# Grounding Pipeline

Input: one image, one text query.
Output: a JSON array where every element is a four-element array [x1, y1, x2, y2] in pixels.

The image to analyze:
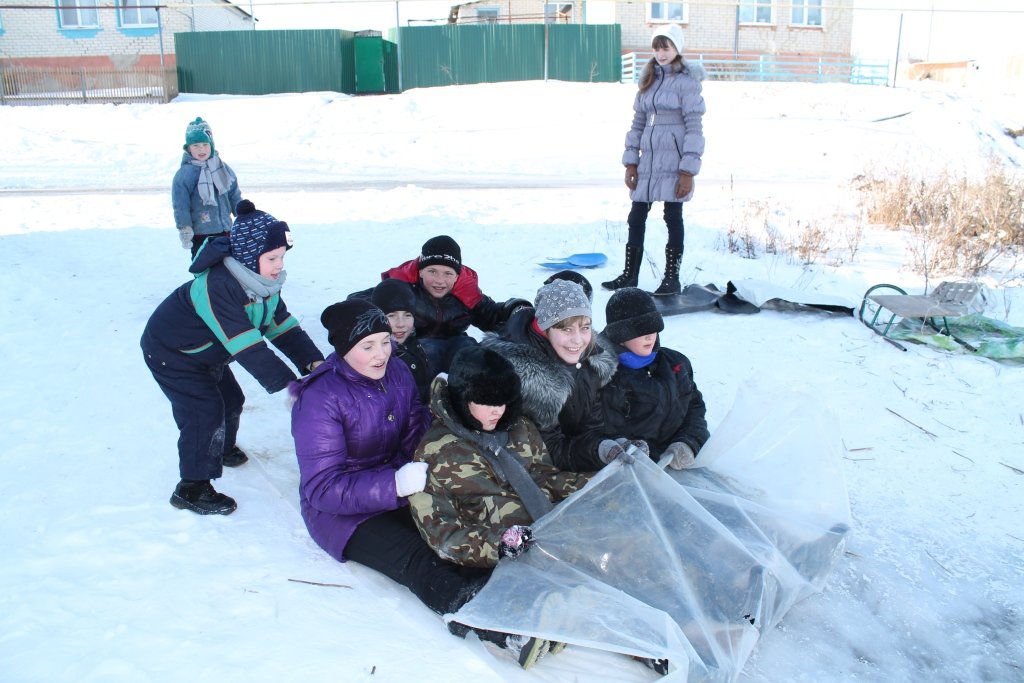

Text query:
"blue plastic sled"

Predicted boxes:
[[538, 252, 608, 270]]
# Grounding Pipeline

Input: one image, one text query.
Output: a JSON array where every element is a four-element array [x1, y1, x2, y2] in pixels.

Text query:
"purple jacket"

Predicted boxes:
[[290, 351, 432, 562]]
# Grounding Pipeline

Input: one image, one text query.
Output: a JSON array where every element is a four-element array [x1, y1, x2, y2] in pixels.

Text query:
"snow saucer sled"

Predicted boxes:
[[538, 252, 608, 270]]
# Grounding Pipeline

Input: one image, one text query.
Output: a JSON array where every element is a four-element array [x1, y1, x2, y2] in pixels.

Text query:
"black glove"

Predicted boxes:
[[498, 525, 534, 560]]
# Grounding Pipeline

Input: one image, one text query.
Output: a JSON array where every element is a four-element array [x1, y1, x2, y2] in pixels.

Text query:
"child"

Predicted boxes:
[[289, 301, 543, 663], [141, 200, 324, 515], [171, 117, 242, 259], [597, 288, 709, 468], [603, 24, 706, 296], [410, 346, 590, 666], [377, 235, 530, 373], [483, 279, 638, 472], [371, 278, 433, 404]]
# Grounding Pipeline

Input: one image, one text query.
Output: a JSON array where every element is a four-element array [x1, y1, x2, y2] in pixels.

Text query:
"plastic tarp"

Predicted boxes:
[[449, 379, 852, 681], [888, 313, 1024, 362]]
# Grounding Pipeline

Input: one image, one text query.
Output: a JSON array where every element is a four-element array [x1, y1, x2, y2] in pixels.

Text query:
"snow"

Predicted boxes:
[[2, 79, 1023, 683]]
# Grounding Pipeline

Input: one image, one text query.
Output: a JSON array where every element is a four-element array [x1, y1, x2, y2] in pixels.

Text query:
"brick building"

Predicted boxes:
[[0, 0, 253, 69], [449, 1, 853, 58]]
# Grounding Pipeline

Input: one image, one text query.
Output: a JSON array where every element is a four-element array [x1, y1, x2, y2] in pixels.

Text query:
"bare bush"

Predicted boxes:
[[858, 161, 1024, 282]]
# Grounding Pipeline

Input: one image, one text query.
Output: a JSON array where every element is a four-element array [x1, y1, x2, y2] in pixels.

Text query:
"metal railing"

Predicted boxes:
[[1, 66, 179, 106], [621, 53, 889, 86]]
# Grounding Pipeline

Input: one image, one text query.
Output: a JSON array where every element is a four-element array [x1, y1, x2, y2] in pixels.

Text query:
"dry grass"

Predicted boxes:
[[857, 161, 1024, 286]]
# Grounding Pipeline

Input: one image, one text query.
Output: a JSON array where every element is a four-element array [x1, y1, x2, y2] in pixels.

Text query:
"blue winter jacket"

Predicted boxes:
[[290, 352, 432, 562], [140, 238, 323, 393], [171, 152, 241, 236]]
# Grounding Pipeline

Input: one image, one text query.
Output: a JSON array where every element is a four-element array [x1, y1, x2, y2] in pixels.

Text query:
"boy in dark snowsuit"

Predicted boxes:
[[597, 287, 709, 467], [141, 200, 324, 515], [370, 278, 433, 405]]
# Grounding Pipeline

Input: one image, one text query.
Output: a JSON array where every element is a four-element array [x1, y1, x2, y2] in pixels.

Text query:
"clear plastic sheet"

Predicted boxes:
[[448, 379, 851, 681]]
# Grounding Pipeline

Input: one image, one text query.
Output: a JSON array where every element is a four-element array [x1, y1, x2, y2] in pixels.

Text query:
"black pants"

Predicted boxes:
[[627, 201, 684, 251], [345, 508, 492, 617], [143, 344, 244, 480]]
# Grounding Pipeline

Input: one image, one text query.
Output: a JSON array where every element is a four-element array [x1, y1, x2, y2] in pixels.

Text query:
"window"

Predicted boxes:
[[475, 7, 499, 24], [544, 2, 574, 23], [121, 0, 158, 27], [738, 0, 773, 25], [791, 0, 822, 27], [58, 0, 99, 28], [649, 3, 688, 23]]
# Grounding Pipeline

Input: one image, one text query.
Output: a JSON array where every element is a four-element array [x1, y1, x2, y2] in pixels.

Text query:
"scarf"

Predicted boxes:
[[223, 256, 286, 299], [444, 413, 554, 522], [618, 350, 657, 369], [190, 153, 233, 206]]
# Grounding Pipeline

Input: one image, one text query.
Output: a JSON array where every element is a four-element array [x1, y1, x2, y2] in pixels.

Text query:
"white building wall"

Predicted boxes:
[[0, 0, 250, 60]]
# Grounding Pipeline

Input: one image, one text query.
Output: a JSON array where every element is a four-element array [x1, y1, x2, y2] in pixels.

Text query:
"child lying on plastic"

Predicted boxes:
[[409, 345, 591, 669]]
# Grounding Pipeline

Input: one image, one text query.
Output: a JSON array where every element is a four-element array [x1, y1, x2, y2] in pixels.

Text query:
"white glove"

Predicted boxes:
[[178, 226, 194, 250], [395, 461, 428, 497], [667, 443, 696, 470]]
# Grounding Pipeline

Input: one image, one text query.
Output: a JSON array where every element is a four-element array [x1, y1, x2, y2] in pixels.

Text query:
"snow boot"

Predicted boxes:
[[222, 446, 249, 468], [652, 246, 682, 296], [601, 245, 642, 291], [504, 634, 551, 669], [635, 656, 670, 676], [170, 479, 237, 515]]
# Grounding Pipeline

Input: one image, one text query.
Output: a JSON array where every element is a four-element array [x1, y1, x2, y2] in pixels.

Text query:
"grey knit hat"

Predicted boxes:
[[534, 279, 591, 331]]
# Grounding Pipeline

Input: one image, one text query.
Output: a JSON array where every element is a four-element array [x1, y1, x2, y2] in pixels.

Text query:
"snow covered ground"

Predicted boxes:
[[2, 79, 1023, 682]]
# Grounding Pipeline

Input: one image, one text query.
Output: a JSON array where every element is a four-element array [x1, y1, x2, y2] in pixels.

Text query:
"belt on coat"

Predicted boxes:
[[646, 112, 685, 126]]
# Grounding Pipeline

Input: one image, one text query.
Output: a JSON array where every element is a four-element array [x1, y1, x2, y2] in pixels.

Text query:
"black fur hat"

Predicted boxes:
[[447, 346, 522, 432], [604, 287, 665, 344]]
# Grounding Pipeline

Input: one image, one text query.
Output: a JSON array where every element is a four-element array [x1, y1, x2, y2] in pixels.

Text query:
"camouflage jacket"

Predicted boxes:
[[410, 378, 590, 568]]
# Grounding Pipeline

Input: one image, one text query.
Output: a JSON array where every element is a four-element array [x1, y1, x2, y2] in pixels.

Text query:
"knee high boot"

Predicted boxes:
[[601, 245, 642, 291], [653, 246, 683, 296]]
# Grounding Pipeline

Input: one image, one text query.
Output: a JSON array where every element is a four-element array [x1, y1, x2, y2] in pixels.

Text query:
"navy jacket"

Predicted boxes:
[[141, 239, 323, 393]]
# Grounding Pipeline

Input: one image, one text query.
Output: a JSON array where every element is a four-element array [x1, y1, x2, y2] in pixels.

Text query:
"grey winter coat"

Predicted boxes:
[[171, 152, 241, 236], [622, 60, 706, 203]]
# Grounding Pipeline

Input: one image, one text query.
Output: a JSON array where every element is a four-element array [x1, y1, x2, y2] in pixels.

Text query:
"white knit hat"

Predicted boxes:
[[652, 23, 685, 52]]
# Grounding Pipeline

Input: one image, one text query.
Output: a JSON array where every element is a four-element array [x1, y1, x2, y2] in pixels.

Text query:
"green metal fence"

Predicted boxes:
[[391, 24, 621, 91], [175, 29, 356, 96]]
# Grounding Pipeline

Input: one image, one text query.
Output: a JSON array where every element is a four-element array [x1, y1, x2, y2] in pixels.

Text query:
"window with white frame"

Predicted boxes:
[[738, 0, 773, 25], [791, 0, 822, 27], [58, 0, 99, 28], [648, 2, 688, 23], [121, 0, 159, 27], [544, 2, 574, 23], [475, 7, 499, 24]]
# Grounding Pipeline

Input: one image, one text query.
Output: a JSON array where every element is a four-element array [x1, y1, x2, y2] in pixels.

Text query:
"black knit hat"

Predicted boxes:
[[418, 235, 462, 274], [604, 287, 665, 344], [230, 200, 293, 273], [320, 299, 392, 357], [447, 346, 522, 432], [372, 278, 416, 314], [543, 270, 594, 302]]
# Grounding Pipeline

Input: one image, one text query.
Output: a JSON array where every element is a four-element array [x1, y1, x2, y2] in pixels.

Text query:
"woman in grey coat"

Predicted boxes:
[[603, 23, 706, 296]]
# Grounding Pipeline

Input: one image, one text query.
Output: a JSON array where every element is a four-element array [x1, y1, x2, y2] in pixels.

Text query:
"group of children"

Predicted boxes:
[[147, 24, 707, 674]]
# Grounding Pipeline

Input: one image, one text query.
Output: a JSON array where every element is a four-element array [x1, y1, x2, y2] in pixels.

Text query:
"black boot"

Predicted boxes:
[[222, 446, 248, 468], [170, 479, 237, 515], [601, 245, 642, 291], [652, 246, 682, 296]]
